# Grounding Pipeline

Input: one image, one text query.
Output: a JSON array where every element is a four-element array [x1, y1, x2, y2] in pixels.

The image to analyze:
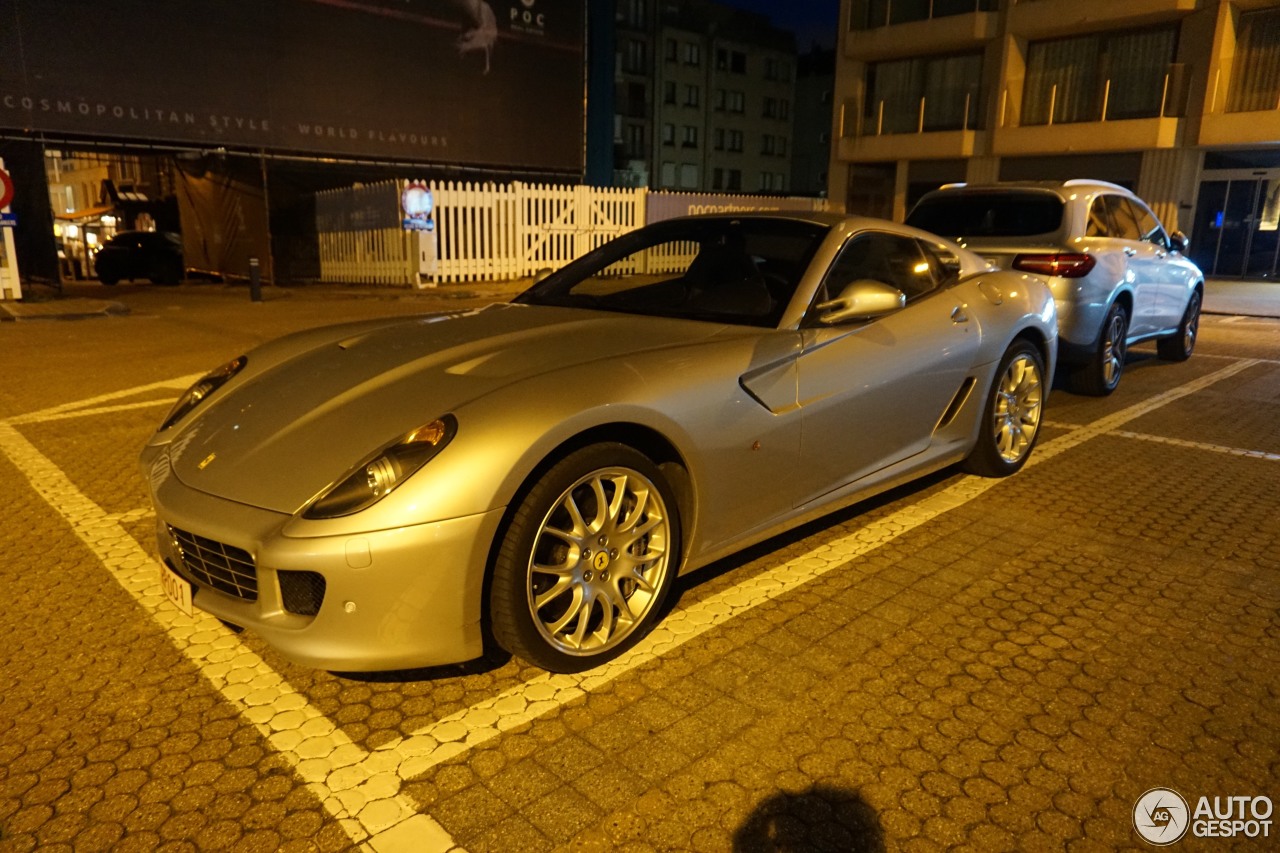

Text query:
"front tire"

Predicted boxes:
[[1068, 301, 1128, 396], [1156, 289, 1201, 362], [490, 443, 681, 673], [963, 339, 1045, 478]]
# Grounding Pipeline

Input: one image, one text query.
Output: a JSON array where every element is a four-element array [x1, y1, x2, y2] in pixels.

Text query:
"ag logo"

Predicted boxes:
[[1134, 788, 1190, 845]]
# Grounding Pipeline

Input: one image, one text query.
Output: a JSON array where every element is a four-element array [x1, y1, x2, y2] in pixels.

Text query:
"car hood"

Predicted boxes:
[[166, 303, 729, 513]]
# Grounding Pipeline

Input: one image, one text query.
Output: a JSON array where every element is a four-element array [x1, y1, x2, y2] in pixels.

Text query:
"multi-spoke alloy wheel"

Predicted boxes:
[[1101, 310, 1127, 388], [992, 353, 1043, 465], [491, 444, 680, 672], [528, 466, 671, 655], [1157, 289, 1201, 362], [963, 340, 1046, 478]]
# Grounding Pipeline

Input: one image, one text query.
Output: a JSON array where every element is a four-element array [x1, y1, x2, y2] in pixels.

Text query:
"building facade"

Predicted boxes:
[[829, 0, 1280, 279], [614, 0, 800, 194]]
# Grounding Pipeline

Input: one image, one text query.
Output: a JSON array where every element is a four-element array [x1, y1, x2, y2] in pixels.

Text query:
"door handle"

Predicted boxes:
[[951, 306, 969, 323], [1123, 247, 1137, 257]]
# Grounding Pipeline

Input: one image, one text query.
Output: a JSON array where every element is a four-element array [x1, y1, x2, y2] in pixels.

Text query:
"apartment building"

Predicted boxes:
[[830, 0, 1280, 278], [614, 0, 798, 194]]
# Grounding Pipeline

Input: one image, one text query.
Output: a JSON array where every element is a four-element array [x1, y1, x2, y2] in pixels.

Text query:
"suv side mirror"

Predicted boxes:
[[1169, 230, 1189, 254], [815, 280, 906, 325]]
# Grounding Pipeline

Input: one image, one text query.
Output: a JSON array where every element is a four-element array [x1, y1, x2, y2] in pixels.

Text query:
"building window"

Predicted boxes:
[[680, 164, 698, 188], [661, 161, 676, 187], [851, 0, 999, 31], [713, 167, 724, 190], [761, 134, 776, 155], [729, 91, 745, 114], [665, 38, 677, 62], [763, 97, 777, 119], [727, 169, 742, 191], [684, 84, 700, 107], [683, 42, 701, 66], [1023, 27, 1178, 124], [866, 52, 982, 134], [664, 81, 677, 105], [682, 126, 698, 148], [780, 99, 790, 120], [625, 124, 646, 159], [662, 123, 675, 146], [778, 137, 787, 157], [728, 129, 744, 152], [620, 0, 647, 28], [623, 39, 647, 74], [713, 89, 726, 111], [713, 128, 725, 150], [1229, 8, 1280, 113]]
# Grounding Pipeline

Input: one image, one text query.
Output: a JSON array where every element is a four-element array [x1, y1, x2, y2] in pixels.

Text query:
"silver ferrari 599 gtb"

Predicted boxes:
[[141, 213, 1057, 673]]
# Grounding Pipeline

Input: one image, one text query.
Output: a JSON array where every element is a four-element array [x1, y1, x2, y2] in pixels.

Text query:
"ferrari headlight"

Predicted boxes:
[[160, 355, 247, 431], [303, 415, 457, 519]]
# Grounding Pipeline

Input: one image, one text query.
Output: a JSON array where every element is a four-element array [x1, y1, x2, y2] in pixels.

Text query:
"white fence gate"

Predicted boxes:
[[317, 180, 826, 286]]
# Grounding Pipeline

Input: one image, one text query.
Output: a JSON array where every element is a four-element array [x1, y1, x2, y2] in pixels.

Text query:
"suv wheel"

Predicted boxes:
[[1068, 302, 1128, 396], [1156, 290, 1201, 362]]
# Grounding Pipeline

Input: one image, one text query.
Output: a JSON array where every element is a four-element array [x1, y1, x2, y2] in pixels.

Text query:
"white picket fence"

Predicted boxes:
[[317, 180, 827, 286]]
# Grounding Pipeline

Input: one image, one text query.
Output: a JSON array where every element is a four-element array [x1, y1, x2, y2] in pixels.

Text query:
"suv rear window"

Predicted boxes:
[[907, 192, 1064, 238]]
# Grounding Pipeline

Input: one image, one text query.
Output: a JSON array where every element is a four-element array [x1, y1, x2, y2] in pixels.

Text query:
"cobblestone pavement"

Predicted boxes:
[[1, 284, 1277, 852]]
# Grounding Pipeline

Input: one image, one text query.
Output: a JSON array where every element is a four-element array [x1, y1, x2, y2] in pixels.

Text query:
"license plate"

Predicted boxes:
[[160, 562, 194, 617]]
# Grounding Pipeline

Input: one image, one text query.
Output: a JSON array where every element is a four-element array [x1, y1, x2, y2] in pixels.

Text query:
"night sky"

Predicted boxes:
[[717, 0, 841, 50]]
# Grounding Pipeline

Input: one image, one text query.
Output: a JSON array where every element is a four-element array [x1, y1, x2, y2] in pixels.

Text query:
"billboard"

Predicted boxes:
[[0, 0, 583, 173]]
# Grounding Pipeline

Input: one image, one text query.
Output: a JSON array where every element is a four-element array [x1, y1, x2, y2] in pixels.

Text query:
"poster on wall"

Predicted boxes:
[[0, 0, 583, 173]]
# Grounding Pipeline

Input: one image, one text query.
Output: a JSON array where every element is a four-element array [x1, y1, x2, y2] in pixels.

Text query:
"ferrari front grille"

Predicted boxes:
[[168, 525, 258, 601]]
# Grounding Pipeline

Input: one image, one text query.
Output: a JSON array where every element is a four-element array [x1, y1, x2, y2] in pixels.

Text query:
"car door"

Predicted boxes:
[[791, 232, 981, 507], [1102, 194, 1164, 336], [1131, 199, 1196, 329]]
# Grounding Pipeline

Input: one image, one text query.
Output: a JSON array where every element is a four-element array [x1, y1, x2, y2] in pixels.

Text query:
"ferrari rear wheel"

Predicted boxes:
[[490, 443, 680, 673], [963, 339, 1044, 478]]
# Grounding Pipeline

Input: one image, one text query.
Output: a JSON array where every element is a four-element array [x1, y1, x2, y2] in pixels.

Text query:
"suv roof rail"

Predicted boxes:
[[939, 182, 967, 189], [1062, 178, 1129, 192]]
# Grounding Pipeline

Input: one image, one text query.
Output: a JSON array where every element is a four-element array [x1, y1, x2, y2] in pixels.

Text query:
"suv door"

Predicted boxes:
[[1098, 194, 1163, 336], [1130, 198, 1195, 330]]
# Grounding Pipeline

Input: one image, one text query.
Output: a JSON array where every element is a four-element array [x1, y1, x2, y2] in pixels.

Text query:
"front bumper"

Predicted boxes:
[[144, 447, 504, 671]]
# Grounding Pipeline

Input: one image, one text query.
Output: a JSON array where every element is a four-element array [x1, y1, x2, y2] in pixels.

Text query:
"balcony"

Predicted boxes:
[[994, 65, 1188, 155], [1007, 0, 1198, 40], [845, 9, 999, 62], [838, 94, 986, 162]]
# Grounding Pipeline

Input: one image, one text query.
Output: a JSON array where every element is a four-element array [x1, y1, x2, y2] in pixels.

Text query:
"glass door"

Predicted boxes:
[[1192, 171, 1280, 278]]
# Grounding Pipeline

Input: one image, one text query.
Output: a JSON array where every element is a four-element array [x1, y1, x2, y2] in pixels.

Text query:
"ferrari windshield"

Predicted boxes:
[[516, 217, 830, 328]]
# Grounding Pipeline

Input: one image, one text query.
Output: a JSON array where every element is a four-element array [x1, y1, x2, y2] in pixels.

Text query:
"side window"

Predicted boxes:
[[1086, 198, 1112, 237], [1132, 201, 1169, 249], [918, 240, 961, 288], [1103, 195, 1142, 240], [816, 232, 936, 307]]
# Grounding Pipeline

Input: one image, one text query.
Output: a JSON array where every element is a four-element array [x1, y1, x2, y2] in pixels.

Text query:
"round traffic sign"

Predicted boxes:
[[0, 168, 14, 210]]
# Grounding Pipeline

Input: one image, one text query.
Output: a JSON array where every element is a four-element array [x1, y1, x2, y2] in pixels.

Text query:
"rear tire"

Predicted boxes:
[[490, 443, 681, 673], [1067, 302, 1128, 396], [963, 340, 1045, 478], [1156, 289, 1201, 362]]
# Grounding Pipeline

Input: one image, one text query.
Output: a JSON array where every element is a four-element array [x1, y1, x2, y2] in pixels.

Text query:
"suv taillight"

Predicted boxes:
[[1011, 253, 1096, 278]]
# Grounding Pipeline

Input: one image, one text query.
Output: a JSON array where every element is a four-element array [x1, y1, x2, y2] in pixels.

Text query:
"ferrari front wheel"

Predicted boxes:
[[490, 443, 680, 673]]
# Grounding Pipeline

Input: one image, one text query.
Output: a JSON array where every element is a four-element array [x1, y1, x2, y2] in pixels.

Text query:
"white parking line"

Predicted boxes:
[[0, 421, 457, 852], [1110, 430, 1280, 462], [1, 357, 1259, 852]]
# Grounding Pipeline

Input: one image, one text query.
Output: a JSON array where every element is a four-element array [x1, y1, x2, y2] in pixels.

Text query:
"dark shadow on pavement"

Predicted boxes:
[[733, 785, 886, 853]]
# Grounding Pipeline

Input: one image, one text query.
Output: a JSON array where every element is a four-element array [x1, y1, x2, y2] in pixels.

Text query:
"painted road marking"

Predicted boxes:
[[1110, 430, 1280, 462], [1, 357, 1260, 851]]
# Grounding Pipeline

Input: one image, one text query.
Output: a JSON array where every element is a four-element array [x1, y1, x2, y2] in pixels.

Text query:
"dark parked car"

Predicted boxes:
[[96, 230, 184, 285]]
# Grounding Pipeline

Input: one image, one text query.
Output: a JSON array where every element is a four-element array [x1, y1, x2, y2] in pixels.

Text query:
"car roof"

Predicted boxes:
[[924, 179, 1132, 198]]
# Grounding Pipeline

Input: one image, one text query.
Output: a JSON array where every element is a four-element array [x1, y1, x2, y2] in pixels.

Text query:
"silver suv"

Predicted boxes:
[[906, 180, 1203, 395]]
